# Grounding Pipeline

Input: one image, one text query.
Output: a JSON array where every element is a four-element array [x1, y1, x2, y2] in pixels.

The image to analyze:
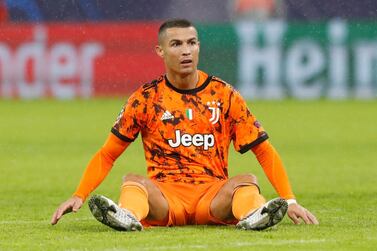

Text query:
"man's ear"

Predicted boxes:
[[155, 45, 164, 58]]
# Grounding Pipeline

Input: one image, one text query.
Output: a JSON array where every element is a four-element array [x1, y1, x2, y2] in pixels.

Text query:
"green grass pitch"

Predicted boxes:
[[0, 99, 376, 250]]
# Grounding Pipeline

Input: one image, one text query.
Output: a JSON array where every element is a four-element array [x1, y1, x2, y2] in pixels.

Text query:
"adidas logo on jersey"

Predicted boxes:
[[168, 130, 215, 150], [161, 110, 174, 121]]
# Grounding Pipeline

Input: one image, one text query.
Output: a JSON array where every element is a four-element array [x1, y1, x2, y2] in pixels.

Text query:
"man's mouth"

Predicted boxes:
[[181, 59, 192, 65]]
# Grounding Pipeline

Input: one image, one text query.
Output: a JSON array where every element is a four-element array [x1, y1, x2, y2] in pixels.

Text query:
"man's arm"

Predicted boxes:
[[51, 133, 130, 225], [251, 140, 319, 225]]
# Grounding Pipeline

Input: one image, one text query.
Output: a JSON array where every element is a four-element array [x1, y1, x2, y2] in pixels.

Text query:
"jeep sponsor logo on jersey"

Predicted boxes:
[[168, 130, 215, 150]]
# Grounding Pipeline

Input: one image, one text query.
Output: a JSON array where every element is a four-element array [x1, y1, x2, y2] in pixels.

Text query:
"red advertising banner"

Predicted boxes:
[[0, 22, 165, 98]]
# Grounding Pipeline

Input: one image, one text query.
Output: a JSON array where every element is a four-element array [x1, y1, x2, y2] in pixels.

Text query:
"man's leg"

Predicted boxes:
[[210, 174, 265, 221], [209, 173, 288, 230], [88, 173, 169, 231], [119, 173, 169, 222]]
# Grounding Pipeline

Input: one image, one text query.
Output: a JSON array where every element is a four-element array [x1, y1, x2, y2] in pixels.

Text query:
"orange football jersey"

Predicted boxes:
[[112, 70, 268, 184]]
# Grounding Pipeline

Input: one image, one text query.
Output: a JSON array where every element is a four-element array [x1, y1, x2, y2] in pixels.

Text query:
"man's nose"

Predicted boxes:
[[181, 44, 191, 55]]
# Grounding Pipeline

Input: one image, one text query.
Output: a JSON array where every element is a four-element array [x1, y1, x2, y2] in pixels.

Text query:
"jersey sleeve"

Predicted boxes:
[[111, 91, 146, 142], [229, 90, 268, 154]]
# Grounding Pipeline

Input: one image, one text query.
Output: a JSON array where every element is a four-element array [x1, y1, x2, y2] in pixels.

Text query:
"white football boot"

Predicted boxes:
[[236, 198, 288, 231], [88, 194, 143, 231]]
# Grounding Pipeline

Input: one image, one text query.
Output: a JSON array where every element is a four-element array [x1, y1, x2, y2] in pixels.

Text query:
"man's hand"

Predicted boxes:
[[51, 196, 83, 225], [287, 203, 319, 225]]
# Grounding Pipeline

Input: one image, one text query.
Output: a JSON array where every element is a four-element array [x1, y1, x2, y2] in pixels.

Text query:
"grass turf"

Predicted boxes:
[[0, 99, 376, 250]]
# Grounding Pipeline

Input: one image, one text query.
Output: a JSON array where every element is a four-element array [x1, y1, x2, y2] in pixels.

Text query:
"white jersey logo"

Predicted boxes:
[[168, 130, 215, 150], [161, 110, 174, 121], [207, 101, 220, 124]]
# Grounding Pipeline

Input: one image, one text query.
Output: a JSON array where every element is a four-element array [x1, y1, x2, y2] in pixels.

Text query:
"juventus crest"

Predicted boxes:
[[207, 101, 220, 124]]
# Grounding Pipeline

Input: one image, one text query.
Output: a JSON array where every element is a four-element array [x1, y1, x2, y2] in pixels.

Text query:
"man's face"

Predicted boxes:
[[156, 27, 200, 76]]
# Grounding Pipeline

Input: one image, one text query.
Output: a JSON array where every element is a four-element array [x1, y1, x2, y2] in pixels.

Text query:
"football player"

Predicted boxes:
[[51, 19, 318, 231]]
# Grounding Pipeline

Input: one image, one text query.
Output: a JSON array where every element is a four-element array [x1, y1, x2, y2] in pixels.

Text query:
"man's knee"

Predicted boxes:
[[229, 173, 258, 189], [122, 173, 148, 186], [214, 174, 259, 201]]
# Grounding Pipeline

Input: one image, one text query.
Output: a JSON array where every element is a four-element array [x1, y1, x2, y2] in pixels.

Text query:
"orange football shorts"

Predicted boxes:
[[141, 180, 237, 226]]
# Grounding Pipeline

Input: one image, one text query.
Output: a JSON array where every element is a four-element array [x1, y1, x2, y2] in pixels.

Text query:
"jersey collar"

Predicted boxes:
[[164, 75, 212, 95]]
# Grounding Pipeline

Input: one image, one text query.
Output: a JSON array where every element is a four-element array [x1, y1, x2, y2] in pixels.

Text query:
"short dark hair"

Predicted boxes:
[[158, 19, 195, 44]]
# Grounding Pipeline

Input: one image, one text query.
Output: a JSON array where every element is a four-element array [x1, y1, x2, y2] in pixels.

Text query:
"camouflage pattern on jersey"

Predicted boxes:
[[112, 71, 268, 184]]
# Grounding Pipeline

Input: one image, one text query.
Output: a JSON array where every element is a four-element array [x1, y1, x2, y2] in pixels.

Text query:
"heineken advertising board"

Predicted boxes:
[[198, 20, 377, 99], [1, 21, 377, 99]]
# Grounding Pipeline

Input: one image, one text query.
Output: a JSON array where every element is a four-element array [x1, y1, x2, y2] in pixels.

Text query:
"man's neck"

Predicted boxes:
[[166, 70, 199, 90]]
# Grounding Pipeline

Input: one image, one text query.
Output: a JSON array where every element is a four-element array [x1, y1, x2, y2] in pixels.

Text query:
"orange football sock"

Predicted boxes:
[[232, 185, 266, 220], [118, 181, 149, 221]]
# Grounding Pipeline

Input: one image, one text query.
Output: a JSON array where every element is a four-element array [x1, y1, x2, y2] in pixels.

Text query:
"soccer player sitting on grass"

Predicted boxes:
[[51, 19, 319, 231]]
